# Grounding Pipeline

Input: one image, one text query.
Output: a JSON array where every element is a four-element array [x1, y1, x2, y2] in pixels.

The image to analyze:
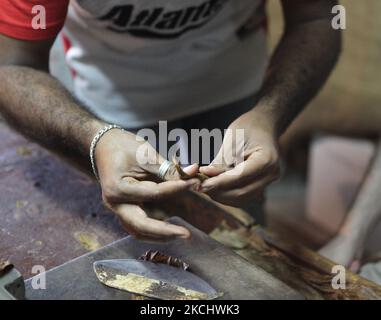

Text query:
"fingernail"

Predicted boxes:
[[184, 163, 198, 170], [198, 166, 207, 173], [183, 163, 198, 174]]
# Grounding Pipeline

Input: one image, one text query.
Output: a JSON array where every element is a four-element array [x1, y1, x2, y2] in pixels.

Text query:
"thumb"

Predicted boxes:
[[199, 164, 226, 177], [199, 145, 231, 177], [182, 163, 200, 177]]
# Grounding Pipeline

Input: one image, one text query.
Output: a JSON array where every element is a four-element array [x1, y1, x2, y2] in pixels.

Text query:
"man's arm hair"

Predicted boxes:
[[0, 34, 105, 172], [254, 0, 342, 136]]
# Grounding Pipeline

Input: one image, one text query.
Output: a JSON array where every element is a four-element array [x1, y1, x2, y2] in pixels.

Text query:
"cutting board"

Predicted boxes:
[[25, 217, 303, 300]]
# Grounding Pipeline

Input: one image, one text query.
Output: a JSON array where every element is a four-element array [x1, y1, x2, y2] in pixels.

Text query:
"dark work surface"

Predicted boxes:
[[25, 217, 304, 300], [0, 121, 240, 278], [0, 121, 301, 300], [0, 121, 126, 277]]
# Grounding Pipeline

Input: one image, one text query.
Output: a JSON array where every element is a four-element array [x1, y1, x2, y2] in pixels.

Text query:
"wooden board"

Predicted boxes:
[[0, 121, 244, 278], [3, 121, 381, 299], [24, 217, 304, 300]]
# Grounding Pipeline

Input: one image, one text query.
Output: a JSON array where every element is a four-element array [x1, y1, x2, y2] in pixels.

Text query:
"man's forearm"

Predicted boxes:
[[0, 66, 105, 172], [254, 11, 341, 136]]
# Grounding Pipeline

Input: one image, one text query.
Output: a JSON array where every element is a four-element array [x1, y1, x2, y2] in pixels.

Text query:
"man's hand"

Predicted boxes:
[[198, 0, 340, 207], [95, 129, 200, 241], [199, 110, 280, 207]]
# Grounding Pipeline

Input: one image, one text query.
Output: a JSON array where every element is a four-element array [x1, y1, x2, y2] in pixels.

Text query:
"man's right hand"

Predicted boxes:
[[94, 128, 200, 241], [0, 30, 198, 242]]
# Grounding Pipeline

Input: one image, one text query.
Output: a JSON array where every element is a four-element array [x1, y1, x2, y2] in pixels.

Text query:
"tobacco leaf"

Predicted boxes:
[[139, 250, 190, 271], [172, 157, 209, 182], [210, 221, 249, 249]]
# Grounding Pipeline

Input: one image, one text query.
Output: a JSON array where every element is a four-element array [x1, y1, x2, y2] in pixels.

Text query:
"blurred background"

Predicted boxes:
[[266, 0, 381, 262]]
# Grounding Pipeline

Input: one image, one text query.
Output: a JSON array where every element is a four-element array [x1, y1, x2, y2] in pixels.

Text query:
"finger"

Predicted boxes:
[[116, 203, 191, 240], [118, 177, 200, 202], [199, 165, 226, 177], [135, 146, 180, 180], [182, 163, 200, 176], [145, 156, 191, 181], [206, 174, 275, 206], [201, 157, 271, 192], [199, 142, 234, 177]]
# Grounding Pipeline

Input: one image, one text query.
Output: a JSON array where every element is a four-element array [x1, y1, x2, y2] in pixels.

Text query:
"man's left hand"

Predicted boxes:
[[199, 109, 281, 207]]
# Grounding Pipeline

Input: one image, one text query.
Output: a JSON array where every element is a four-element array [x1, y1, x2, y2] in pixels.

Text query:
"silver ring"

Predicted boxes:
[[158, 160, 173, 180]]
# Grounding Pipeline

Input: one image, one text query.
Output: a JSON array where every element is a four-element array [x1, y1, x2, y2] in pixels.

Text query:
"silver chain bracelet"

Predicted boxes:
[[90, 124, 124, 180]]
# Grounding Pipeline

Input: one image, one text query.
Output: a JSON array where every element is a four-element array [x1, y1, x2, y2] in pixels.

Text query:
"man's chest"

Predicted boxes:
[[70, 0, 262, 39]]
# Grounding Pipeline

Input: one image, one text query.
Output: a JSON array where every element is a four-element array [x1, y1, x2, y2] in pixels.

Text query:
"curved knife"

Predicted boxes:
[[93, 259, 221, 300]]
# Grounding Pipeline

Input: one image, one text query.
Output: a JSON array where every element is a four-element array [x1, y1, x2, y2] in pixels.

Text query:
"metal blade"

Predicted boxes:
[[93, 259, 221, 300]]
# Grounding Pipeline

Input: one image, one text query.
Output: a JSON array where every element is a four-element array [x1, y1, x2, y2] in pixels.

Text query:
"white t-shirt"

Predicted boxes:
[[63, 0, 268, 128]]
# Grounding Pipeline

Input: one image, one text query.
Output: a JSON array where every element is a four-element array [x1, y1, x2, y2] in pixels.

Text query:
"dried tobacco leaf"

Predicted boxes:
[[172, 157, 209, 182], [139, 250, 190, 271]]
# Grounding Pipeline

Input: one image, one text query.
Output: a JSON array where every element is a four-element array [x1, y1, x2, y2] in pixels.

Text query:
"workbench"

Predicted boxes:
[[24, 217, 303, 300], [1, 120, 381, 300]]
